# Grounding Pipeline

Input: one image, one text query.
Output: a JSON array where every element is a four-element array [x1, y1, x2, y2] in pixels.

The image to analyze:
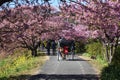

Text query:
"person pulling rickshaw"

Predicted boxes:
[[57, 38, 75, 60]]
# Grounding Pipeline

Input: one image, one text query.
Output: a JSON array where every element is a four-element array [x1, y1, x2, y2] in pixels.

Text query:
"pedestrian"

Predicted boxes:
[[41, 42, 45, 50], [57, 37, 63, 60], [71, 40, 75, 59], [51, 40, 56, 55], [46, 40, 51, 55]]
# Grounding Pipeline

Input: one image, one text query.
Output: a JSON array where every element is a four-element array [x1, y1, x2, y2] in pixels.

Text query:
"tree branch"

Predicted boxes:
[[0, 0, 12, 6]]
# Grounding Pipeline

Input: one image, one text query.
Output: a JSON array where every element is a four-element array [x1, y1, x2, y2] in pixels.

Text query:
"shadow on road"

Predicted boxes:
[[0, 74, 99, 80], [66, 58, 91, 61], [30, 74, 99, 80]]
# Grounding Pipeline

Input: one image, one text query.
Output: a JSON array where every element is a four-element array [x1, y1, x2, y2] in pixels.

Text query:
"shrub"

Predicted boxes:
[[112, 45, 120, 65], [75, 41, 86, 53], [101, 64, 120, 80], [85, 41, 104, 58], [101, 45, 120, 80]]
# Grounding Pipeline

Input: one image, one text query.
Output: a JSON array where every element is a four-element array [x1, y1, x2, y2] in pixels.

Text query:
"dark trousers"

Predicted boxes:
[[52, 49, 56, 55], [47, 48, 50, 55]]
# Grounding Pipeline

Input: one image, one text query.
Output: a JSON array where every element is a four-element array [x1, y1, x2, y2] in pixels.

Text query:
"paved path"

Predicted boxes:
[[29, 55, 99, 80]]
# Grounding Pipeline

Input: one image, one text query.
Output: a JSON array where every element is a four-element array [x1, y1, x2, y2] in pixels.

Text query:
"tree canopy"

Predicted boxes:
[[0, 0, 120, 63]]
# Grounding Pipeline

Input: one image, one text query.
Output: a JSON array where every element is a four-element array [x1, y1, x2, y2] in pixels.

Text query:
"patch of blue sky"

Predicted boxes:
[[2, 0, 60, 9], [81, 1, 87, 5], [0, 0, 70, 11], [8, 2, 16, 8], [49, 0, 59, 7], [42, 0, 60, 11]]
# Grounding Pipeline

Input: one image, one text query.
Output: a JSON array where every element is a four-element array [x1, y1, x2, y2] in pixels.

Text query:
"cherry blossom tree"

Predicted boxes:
[[60, 0, 120, 63], [1, 0, 120, 61], [40, 12, 74, 40], [0, 4, 73, 56], [0, 5, 57, 56]]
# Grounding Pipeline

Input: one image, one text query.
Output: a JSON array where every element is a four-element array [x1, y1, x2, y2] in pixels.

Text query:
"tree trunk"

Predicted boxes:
[[109, 44, 113, 63], [104, 44, 109, 62], [31, 49, 37, 57]]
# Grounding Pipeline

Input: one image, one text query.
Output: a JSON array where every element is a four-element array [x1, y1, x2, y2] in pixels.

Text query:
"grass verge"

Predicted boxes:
[[0, 49, 48, 80]]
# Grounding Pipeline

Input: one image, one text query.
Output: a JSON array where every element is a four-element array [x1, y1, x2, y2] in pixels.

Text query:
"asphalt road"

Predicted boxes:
[[29, 55, 99, 80]]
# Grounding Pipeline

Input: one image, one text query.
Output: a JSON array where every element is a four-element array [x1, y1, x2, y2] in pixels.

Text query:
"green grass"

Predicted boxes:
[[0, 49, 48, 80]]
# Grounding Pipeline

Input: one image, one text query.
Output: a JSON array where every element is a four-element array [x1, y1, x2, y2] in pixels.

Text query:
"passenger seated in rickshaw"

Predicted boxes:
[[58, 38, 74, 60]]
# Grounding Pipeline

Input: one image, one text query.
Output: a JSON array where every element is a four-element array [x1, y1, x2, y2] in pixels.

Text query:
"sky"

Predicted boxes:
[[0, 0, 71, 11], [49, 0, 60, 7], [49, 0, 60, 11], [1, 0, 60, 9]]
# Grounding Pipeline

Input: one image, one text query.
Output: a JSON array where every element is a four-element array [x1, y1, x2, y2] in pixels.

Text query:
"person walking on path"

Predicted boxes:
[[41, 42, 45, 51], [46, 40, 51, 55], [57, 38, 63, 60], [51, 40, 57, 55], [70, 40, 75, 59]]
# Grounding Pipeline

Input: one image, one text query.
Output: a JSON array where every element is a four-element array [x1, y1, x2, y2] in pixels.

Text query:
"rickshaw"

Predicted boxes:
[[57, 38, 75, 61]]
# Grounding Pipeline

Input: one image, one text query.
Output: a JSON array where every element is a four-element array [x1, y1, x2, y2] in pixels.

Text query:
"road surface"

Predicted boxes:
[[29, 55, 99, 80]]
